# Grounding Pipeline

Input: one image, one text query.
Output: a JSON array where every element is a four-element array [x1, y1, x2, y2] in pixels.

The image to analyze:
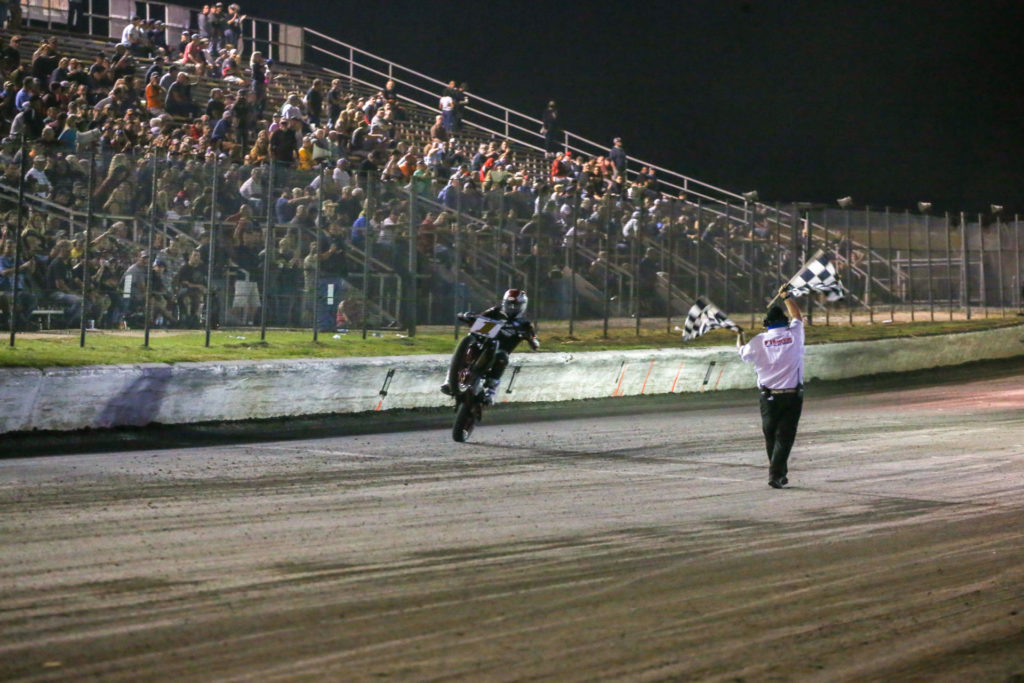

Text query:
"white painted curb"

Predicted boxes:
[[1, 324, 1022, 434]]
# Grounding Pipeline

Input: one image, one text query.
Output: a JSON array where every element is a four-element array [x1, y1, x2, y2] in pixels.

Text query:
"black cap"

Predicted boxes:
[[763, 305, 788, 327]]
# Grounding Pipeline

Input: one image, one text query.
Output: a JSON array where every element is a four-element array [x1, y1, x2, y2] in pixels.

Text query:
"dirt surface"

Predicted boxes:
[[2, 369, 1024, 681]]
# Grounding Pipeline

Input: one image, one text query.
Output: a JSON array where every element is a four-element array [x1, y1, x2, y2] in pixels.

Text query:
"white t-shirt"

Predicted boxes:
[[121, 23, 141, 46], [739, 318, 805, 389]]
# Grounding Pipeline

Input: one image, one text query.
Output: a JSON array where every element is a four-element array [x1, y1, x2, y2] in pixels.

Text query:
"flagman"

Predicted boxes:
[[737, 286, 805, 489]]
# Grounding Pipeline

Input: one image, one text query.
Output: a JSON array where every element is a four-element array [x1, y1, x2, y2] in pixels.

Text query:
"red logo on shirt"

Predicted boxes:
[[764, 336, 793, 347]]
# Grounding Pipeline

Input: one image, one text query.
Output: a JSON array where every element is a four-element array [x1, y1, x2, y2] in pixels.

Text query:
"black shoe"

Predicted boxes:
[[781, 476, 788, 486], [769, 478, 785, 489], [440, 383, 454, 396]]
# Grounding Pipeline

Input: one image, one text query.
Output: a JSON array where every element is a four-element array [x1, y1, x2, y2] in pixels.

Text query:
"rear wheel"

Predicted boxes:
[[452, 398, 476, 442]]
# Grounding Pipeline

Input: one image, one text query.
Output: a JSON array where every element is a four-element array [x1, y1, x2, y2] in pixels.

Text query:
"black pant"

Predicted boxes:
[[759, 391, 803, 481]]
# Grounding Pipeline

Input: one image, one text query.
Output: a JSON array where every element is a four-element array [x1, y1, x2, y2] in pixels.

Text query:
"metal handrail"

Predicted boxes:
[[301, 28, 746, 202]]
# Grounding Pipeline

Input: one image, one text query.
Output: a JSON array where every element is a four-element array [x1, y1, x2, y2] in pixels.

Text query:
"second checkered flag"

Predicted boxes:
[[681, 297, 743, 340], [785, 249, 845, 301]]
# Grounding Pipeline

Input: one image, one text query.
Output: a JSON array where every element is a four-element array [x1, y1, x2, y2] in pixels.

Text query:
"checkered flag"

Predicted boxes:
[[681, 297, 743, 340], [785, 250, 845, 301]]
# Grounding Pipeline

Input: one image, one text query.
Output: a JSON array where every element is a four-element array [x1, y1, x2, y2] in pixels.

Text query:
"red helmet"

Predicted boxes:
[[501, 288, 528, 319]]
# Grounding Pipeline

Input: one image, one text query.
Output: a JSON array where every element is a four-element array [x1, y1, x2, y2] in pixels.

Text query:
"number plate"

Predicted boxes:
[[469, 317, 504, 338]]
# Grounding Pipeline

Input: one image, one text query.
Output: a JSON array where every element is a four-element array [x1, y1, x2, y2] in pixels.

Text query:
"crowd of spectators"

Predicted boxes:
[[0, 13, 784, 333]]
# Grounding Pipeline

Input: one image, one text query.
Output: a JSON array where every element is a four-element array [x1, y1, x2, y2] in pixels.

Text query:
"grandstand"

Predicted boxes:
[[0, 0, 1016, 336]]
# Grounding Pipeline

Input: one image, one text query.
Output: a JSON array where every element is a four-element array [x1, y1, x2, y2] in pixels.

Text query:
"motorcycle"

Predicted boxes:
[[450, 315, 506, 443]]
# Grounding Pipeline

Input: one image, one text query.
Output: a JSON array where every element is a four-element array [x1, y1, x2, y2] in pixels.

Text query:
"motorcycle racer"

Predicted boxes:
[[440, 288, 540, 405]]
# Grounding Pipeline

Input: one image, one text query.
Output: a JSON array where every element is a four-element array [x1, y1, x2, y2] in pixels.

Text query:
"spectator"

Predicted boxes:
[[224, 4, 247, 54], [429, 114, 445, 142], [142, 54, 164, 84], [208, 3, 227, 55], [316, 219, 349, 331], [25, 155, 52, 197], [210, 108, 235, 153], [249, 51, 267, 113], [269, 116, 300, 165], [325, 78, 344, 124], [174, 248, 207, 326], [439, 82, 456, 136], [0, 238, 38, 330], [144, 73, 164, 114], [148, 20, 169, 56], [453, 81, 468, 130], [206, 86, 226, 120], [180, 34, 210, 76], [305, 79, 324, 127], [239, 165, 265, 210], [541, 100, 560, 156], [197, 5, 212, 42], [15, 77, 37, 110], [164, 71, 199, 118], [44, 240, 85, 326], [220, 48, 245, 85], [609, 137, 627, 178], [279, 93, 304, 125], [56, 114, 79, 151], [1, 35, 21, 76], [120, 16, 146, 56], [11, 95, 44, 139], [275, 187, 301, 224], [31, 43, 60, 87]]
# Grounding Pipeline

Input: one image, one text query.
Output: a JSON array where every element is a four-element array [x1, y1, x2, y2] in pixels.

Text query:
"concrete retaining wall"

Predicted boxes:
[[1, 324, 1022, 435]]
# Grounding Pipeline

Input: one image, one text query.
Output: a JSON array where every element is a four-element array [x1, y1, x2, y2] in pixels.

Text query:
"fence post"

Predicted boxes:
[[925, 210, 934, 321], [260, 160, 274, 340], [79, 147, 98, 346], [945, 212, 954, 320], [864, 207, 872, 323], [961, 212, 970, 319], [695, 199, 703, 307], [803, 210, 812, 326], [633, 201, 641, 336], [203, 156, 219, 347], [750, 206, 759, 329], [979, 213, 988, 318], [453, 181, 462, 339], [905, 209, 914, 322], [407, 180, 417, 337], [8, 133, 27, 347], [844, 206, 852, 325], [724, 199, 732, 316], [362, 176, 374, 340], [602, 194, 610, 338], [569, 188, 579, 337], [312, 164, 324, 340], [667, 197, 676, 334], [1016, 214, 1022, 314], [821, 208, 829, 326], [142, 182, 155, 348], [886, 208, 894, 320], [995, 211, 1005, 317]]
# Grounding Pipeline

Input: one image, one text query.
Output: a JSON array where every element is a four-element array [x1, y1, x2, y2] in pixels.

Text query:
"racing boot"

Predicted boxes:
[[482, 378, 500, 406]]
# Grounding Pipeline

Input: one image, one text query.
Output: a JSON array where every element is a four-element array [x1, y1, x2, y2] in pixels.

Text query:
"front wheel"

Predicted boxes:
[[452, 398, 477, 442]]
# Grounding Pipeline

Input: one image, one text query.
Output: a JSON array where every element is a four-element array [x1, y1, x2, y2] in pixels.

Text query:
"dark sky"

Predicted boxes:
[[246, 1, 1024, 212]]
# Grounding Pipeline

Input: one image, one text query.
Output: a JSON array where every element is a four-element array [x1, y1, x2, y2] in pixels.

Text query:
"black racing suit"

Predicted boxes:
[[445, 306, 539, 392]]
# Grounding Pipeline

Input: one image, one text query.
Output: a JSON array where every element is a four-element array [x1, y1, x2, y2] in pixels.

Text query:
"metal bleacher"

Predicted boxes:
[[6, 0, 897, 323]]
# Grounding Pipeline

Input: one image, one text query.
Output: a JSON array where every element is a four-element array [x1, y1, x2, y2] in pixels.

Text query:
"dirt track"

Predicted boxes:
[[2, 369, 1024, 681]]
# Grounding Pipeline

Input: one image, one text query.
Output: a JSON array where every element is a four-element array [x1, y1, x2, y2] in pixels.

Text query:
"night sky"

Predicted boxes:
[[237, 1, 1023, 212]]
